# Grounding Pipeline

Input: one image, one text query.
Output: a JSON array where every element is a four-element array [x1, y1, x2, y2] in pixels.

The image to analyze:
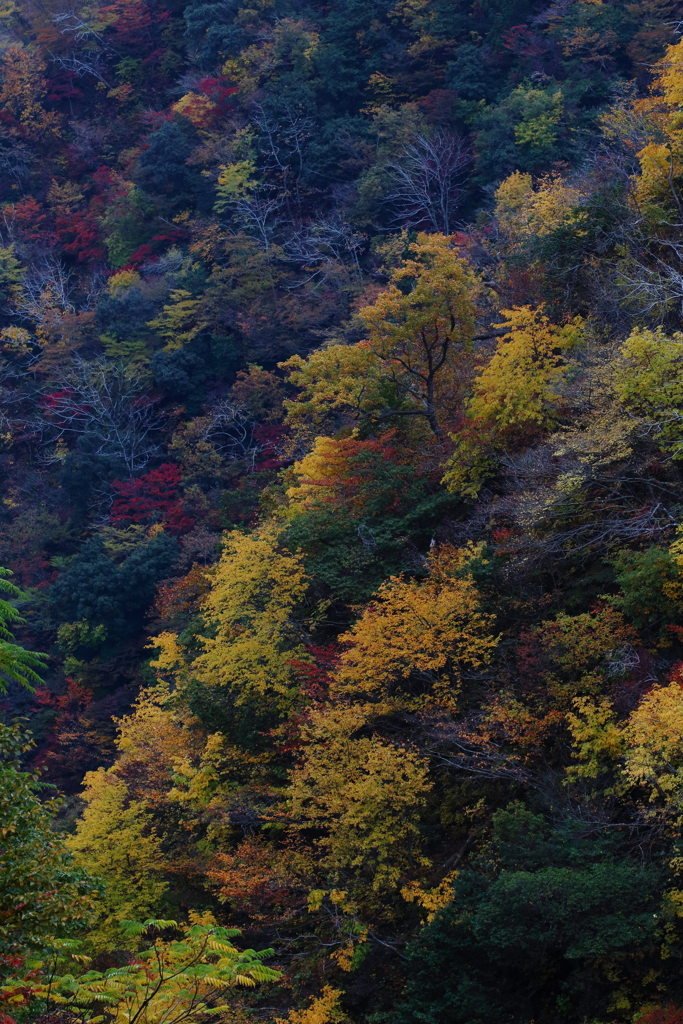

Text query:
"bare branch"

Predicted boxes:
[[384, 132, 472, 235], [37, 358, 161, 476]]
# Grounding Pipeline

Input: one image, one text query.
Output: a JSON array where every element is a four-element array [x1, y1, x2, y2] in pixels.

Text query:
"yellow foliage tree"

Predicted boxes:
[[214, 160, 257, 213], [119, 682, 251, 812], [282, 233, 478, 438], [401, 869, 460, 925], [664, 526, 683, 605], [172, 92, 217, 126], [466, 305, 581, 432], [284, 433, 407, 517], [230, 363, 285, 422], [286, 435, 364, 515], [147, 289, 208, 352], [443, 305, 583, 497], [495, 171, 585, 244], [276, 986, 345, 1024], [614, 326, 683, 458], [0, 45, 61, 141], [289, 704, 431, 890], [626, 36, 683, 225], [66, 769, 169, 950], [153, 526, 310, 716], [620, 676, 683, 923], [114, 683, 205, 807], [622, 676, 683, 809], [280, 343, 381, 430], [566, 696, 626, 783], [336, 543, 498, 706]]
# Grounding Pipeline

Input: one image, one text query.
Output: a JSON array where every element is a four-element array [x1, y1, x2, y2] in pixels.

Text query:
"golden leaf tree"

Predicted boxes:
[[336, 543, 498, 706], [282, 233, 478, 439], [443, 305, 583, 497]]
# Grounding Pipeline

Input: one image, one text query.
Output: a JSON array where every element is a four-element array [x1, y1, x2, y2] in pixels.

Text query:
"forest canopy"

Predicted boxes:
[[4, 2, 683, 1024]]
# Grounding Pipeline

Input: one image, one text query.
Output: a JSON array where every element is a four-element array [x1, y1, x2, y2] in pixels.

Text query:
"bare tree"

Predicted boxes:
[[232, 189, 284, 250], [0, 128, 31, 184], [67, 120, 112, 165], [201, 399, 276, 470], [38, 358, 160, 475], [251, 104, 314, 217], [385, 131, 472, 235], [282, 217, 365, 285], [613, 238, 683, 319], [49, 52, 112, 88], [52, 9, 109, 45], [14, 259, 75, 328], [140, 246, 186, 277]]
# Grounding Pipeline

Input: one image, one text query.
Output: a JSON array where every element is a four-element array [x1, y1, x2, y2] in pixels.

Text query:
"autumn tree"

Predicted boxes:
[[494, 171, 585, 246], [229, 364, 285, 423], [464, 304, 579, 429], [335, 543, 498, 707], [111, 464, 194, 535], [621, 673, 683, 813], [519, 605, 638, 711], [0, 45, 61, 142], [443, 305, 583, 497], [285, 432, 422, 519], [286, 545, 496, 895], [282, 233, 478, 439], [614, 326, 683, 459], [280, 343, 381, 432], [153, 525, 310, 720], [107, 682, 206, 809], [0, 243, 23, 310], [66, 766, 169, 950], [282, 432, 459, 603], [276, 987, 344, 1024], [631, 36, 683, 227], [10, 259, 97, 361], [289, 704, 432, 891]]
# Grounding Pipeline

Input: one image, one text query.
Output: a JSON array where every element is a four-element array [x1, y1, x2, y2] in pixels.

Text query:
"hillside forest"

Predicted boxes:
[[8, 2, 683, 1024]]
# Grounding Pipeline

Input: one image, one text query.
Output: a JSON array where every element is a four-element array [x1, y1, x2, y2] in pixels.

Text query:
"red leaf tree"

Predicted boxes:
[[110, 463, 194, 535]]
